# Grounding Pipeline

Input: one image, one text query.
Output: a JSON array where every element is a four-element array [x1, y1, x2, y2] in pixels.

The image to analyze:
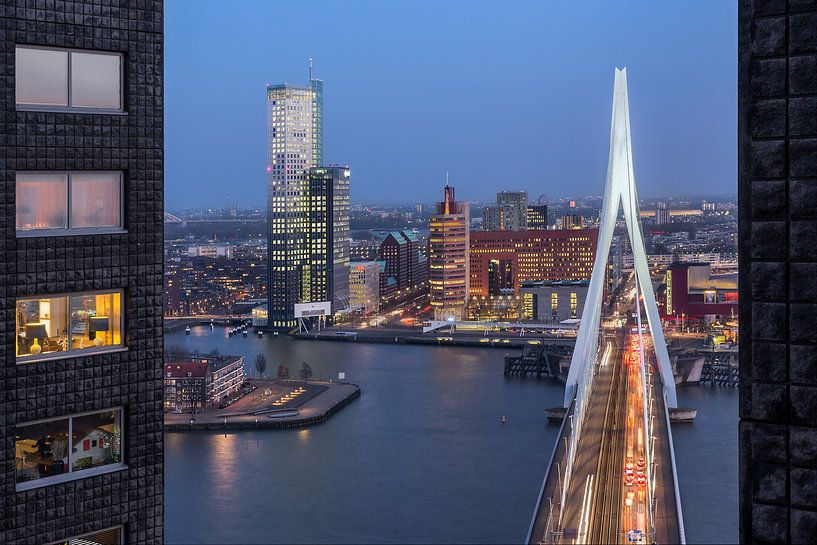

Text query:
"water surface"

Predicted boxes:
[[165, 327, 737, 544]]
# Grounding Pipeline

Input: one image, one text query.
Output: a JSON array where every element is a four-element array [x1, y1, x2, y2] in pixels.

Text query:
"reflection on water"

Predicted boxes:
[[165, 327, 737, 544]]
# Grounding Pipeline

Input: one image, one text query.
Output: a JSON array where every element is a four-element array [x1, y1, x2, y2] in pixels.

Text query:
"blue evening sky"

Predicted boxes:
[[165, 0, 736, 208]]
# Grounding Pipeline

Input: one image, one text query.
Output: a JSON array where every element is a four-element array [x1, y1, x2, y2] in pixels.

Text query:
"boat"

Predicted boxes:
[[242, 330, 248, 337], [273, 331, 279, 337], [185, 326, 191, 335], [257, 330, 263, 338]]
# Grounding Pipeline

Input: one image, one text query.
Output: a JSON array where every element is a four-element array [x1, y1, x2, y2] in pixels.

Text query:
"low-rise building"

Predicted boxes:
[[662, 262, 738, 322], [164, 353, 246, 411], [519, 280, 590, 322]]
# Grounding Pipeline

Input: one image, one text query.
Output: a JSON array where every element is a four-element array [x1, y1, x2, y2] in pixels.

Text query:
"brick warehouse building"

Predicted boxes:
[[1, 2, 163, 545], [469, 229, 598, 297]]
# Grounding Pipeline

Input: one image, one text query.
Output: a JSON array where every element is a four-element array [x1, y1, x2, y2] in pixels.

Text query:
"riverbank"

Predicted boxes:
[[295, 328, 575, 350], [164, 379, 360, 431]]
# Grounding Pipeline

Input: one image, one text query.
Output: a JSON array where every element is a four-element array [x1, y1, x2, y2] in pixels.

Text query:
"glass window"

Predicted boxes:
[[16, 296, 69, 358], [15, 418, 70, 483], [15, 47, 69, 106], [70, 51, 121, 109], [16, 409, 124, 489], [70, 172, 121, 228], [16, 174, 68, 231], [16, 291, 123, 362], [16, 171, 124, 235], [69, 292, 122, 350], [71, 410, 122, 472], [15, 46, 122, 111], [49, 527, 123, 545]]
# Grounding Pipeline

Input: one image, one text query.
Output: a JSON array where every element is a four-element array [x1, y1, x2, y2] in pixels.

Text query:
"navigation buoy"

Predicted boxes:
[[501, 415, 508, 424]]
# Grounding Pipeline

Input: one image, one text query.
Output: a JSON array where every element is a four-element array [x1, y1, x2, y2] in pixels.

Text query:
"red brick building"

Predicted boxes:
[[469, 229, 598, 296]]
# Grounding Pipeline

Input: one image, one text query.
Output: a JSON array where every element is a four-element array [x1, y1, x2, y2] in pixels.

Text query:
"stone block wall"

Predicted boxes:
[[740, 0, 817, 542], [0, 1, 163, 544]]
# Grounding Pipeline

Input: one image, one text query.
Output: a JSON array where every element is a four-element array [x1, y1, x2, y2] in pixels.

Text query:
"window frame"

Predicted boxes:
[[15, 289, 127, 364], [16, 407, 127, 492], [16, 170, 126, 237], [46, 525, 125, 545], [15, 45, 125, 114]]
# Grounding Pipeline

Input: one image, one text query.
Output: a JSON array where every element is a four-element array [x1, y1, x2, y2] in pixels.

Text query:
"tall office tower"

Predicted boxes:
[[482, 190, 528, 231], [266, 70, 324, 328], [527, 204, 549, 230], [2, 2, 164, 544], [429, 185, 470, 320], [306, 166, 351, 311]]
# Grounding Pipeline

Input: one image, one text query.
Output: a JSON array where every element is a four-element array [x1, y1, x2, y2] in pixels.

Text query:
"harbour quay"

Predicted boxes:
[[164, 379, 360, 431]]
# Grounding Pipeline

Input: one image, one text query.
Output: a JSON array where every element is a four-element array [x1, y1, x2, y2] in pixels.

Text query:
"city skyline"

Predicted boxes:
[[165, 0, 736, 208]]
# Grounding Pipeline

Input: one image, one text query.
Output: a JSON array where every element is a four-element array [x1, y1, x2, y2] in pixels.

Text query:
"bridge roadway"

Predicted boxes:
[[527, 331, 682, 544]]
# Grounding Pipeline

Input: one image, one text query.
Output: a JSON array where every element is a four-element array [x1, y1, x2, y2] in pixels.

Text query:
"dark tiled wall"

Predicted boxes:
[[0, 1, 163, 544], [740, 0, 817, 543]]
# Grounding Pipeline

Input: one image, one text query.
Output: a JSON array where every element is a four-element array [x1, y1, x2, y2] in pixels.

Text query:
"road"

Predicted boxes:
[[547, 329, 681, 545]]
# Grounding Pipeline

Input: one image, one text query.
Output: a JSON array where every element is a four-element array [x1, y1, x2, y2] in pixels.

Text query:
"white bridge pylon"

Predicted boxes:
[[564, 68, 678, 409]]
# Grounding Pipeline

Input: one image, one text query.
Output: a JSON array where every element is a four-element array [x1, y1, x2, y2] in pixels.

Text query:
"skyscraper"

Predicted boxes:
[[429, 185, 470, 320], [482, 190, 528, 231], [266, 70, 324, 328], [3, 2, 164, 543], [306, 166, 351, 311]]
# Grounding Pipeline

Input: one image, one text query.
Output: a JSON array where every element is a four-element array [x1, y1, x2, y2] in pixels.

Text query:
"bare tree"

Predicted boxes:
[[298, 362, 313, 381], [277, 363, 290, 380], [254, 353, 267, 378]]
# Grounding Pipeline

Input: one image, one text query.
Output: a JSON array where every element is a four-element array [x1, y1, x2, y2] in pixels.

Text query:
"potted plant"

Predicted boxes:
[[51, 437, 67, 475]]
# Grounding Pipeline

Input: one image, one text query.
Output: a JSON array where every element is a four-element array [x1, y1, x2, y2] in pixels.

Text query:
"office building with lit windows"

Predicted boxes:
[[266, 73, 324, 328], [519, 280, 589, 322], [349, 261, 381, 313], [429, 185, 470, 320], [2, 2, 164, 544], [306, 166, 351, 311], [527, 204, 548, 230], [469, 229, 598, 297]]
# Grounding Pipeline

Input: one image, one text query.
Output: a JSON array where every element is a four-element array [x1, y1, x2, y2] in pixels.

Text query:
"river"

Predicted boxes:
[[165, 326, 737, 544]]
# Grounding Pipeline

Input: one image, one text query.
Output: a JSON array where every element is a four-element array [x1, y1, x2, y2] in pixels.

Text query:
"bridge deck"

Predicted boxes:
[[527, 335, 684, 544]]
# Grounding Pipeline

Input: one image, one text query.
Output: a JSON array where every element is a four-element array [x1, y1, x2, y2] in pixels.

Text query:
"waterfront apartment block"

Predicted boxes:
[[1, 2, 164, 544], [163, 354, 246, 412], [429, 185, 470, 320], [469, 229, 598, 297], [267, 76, 324, 328], [306, 166, 351, 311]]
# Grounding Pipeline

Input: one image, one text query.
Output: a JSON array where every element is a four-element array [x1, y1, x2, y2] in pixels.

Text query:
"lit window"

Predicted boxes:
[[16, 171, 123, 235], [16, 46, 122, 111], [16, 290, 124, 362], [15, 409, 124, 490], [47, 526, 123, 545]]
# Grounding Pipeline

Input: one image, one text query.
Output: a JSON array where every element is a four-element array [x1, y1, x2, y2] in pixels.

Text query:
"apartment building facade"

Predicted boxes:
[[1, 3, 164, 544]]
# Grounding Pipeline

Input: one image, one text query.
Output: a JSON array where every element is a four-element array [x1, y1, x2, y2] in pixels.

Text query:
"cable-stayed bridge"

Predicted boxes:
[[526, 69, 685, 545]]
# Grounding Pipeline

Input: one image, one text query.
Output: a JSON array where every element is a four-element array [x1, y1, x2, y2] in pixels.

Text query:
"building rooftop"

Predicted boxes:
[[164, 362, 208, 379], [520, 280, 591, 288]]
